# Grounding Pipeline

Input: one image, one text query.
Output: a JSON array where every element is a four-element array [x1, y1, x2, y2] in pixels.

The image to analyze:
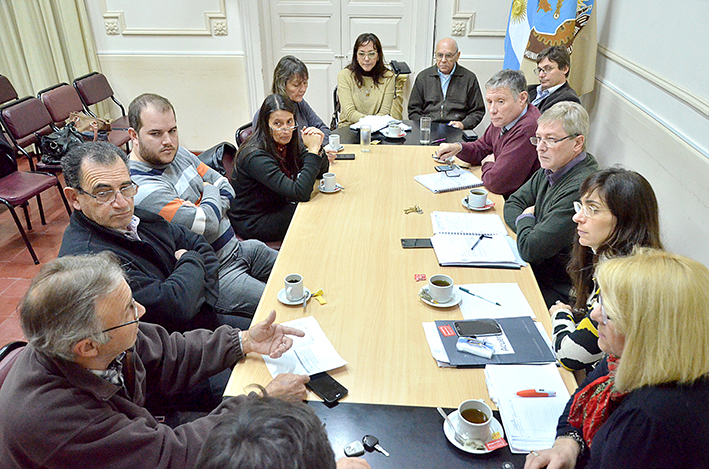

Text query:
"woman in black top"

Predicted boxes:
[[228, 94, 328, 242]]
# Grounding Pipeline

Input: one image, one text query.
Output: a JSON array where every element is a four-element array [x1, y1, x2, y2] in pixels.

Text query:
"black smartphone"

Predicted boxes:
[[306, 372, 348, 406], [335, 153, 355, 160], [454, 319, 502, 337], [462, 130, 478, 142], [401, 238, 433, 249]]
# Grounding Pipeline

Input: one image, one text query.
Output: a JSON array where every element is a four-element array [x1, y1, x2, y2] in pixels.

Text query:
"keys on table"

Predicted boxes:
[[362, 434, 390, 457], [404, 205, 423, 214]]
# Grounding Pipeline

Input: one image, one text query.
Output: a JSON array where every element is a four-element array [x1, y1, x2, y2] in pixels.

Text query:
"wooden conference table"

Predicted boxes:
[[224, 144, 576, 408]]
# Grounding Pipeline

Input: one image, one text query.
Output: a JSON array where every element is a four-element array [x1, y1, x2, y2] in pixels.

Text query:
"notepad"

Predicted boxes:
[[430, 212, 521, 268], [414, 169, 483, 193]]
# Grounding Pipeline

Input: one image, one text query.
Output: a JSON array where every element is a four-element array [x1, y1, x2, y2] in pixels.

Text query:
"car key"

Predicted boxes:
[[344, 440, 365, 457], [362, 434, 390, 457]]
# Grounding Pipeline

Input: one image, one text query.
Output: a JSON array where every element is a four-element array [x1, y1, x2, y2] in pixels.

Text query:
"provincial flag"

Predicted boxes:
[[503, 0, 597, 95]]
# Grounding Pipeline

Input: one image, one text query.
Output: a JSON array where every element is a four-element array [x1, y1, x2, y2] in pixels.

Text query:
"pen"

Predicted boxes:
[[430, 138, 446, 145], [470, 234, 490, 251], [458, 286, 502, 306], [516, 389, 556, 397]]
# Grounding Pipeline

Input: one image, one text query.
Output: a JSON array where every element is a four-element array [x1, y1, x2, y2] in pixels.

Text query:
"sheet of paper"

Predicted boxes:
[[262, 316, 347, 377], [484, 364, 571, 453], [430, 212, 508, 236], [422, 322, 451, 366], [458, 283, 536, 320]]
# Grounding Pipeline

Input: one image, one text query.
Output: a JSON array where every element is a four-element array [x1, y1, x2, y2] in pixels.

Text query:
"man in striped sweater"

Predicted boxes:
[[127, 94, 277, 327]]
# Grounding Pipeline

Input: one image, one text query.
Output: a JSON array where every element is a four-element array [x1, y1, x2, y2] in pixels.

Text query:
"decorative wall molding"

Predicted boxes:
[[101, 0, 228, 36], [598, 45, 708, 119], [451, 0, 505, 37]]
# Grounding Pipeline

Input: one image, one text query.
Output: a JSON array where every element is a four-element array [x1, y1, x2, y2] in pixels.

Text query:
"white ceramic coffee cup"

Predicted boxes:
[[328, 134, 340, 149], [321, 172, 336, 191], [467, 188, 488, 209], [284, 273, 304, 301], [456, 399, 493, 441], [428, 274, 454, 303], [388, 123, 402, 136]]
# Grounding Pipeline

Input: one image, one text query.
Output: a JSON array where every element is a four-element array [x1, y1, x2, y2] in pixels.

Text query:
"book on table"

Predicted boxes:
[[414, 168, 483, 193], [429, 211, 521, 268]]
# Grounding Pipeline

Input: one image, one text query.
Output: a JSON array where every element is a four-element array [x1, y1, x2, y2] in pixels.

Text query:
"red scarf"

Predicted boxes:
[[567, 355, 628, 447]]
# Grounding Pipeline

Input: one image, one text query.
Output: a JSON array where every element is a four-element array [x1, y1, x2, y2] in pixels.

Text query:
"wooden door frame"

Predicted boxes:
[[239, 0, 436, 117]]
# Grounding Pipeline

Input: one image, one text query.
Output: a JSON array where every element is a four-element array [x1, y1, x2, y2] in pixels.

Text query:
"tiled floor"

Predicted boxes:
[[0, 158, 71, 348]]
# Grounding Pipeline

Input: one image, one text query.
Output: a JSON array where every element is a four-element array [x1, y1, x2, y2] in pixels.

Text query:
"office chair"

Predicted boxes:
[[0, 341, 26, 388], [235, 122, 254, 149], [330, 86, 340, 130], [0, 75, 18, 106], [73, 72, 130, 149], [37, 83, 87, 129]]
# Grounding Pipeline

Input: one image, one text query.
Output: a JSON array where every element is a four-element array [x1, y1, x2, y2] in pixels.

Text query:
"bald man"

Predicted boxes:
[[408, 37, 485, 129]]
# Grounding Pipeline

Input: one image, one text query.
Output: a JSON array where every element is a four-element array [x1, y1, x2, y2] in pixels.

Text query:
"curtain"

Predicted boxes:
[[0, 0, 100, 97]]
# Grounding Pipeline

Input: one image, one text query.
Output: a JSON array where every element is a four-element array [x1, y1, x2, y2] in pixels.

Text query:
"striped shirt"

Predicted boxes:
[[552, 286, 603, 371]]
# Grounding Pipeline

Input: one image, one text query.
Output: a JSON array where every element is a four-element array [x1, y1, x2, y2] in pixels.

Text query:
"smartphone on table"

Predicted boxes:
[[306, 372, 348, 407]]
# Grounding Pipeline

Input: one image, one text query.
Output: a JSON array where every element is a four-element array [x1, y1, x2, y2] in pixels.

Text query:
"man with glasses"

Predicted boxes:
[[59, 141, 225, 333], [503, 102, 598, 307], [126, 93, 277, 327], [527, 46, 580, 114], [0, 252, 309, 468], [408, 37, 485, 130]]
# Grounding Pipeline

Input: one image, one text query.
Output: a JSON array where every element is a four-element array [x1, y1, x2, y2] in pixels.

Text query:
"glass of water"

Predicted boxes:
[[360, 125, 371, 152], [420, 116, 431, 145]]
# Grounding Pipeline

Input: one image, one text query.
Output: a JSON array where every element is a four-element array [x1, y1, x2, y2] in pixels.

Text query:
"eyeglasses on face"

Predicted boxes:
[[435, 52, 457, 61], [357, 51, 377, 59], [101, 299, 140, 333], [535, 66, 557, 75], [529, 134, 578, 147], [597, 293, 611, 325], [269, 122, 298, 132], [78, 183, 139, 205], [573, 201, 608, 218]]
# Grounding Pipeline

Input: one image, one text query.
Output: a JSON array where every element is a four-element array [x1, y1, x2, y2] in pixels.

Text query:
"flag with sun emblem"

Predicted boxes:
[[503, 0, 597, 95]]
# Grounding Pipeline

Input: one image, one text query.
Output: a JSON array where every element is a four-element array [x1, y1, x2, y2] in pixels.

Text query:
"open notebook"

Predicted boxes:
[[430, 212, 522, 268], [414, 168, 483, 194]]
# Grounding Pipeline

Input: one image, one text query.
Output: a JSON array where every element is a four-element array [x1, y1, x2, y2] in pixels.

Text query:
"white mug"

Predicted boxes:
[[328, 134, 340, 149], [388, 123, 402, 136], [428, 274, 454, 303], [321, 172, 336, 191], [456, 399, 493, 441], [284, 273, 304, 301], [467, 188, 488, 209]]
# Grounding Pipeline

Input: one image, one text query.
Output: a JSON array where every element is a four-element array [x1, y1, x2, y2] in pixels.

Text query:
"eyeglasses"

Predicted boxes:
[[101, 299, 140, 333], [78, 183, 139, 205], [573, 201, 608, 218], [357, 51, 377, 59], [535, 66, 557, 75], [269, 123, 298, 132], [597, 293, 611, 325], [529, 134, 578, 147], [435, 52, 457, 61]]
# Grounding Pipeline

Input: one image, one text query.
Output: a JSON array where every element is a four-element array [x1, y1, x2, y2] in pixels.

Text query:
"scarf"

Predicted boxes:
[[567, 355, 628, 447]]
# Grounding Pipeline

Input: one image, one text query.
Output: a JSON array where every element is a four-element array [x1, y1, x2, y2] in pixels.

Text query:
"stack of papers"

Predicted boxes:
[[485, 364, 571, 453], [262, 316, 347, 377]]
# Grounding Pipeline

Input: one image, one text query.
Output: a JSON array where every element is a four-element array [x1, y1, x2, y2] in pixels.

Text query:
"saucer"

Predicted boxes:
[[277, 287, 312, 306], [325, 144, 344, 152], [462, 197, 495, 211], [443, 411, 505, 454], [319, 182, 343, 194], [419, 285, 462, 308], [382, 129, 406, 139]]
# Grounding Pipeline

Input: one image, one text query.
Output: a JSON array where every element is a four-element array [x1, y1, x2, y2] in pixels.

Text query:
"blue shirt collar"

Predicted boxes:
[[545, 151, 587, 185]]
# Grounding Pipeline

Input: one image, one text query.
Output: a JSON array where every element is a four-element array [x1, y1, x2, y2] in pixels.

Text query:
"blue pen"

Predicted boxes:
[[458, 286, 502, 306]]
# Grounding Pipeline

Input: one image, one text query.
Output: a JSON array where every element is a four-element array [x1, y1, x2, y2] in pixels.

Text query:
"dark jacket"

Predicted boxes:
[[58, 207, 220, 332], [408, 64, 485, 129], [228, 143, 328, 242], [527, 82, 580, 114], [0, 323, 249, 469]]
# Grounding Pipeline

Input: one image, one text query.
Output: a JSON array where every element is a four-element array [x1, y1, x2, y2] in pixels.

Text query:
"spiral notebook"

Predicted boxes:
[[414, 169, 483, 193], [430, 212, 522, 268]]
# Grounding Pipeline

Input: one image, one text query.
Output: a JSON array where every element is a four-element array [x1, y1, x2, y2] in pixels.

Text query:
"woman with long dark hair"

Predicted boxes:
[[550, 167, 663, 371], [228, 94, 328, 242], [336, 33, 396, 128]]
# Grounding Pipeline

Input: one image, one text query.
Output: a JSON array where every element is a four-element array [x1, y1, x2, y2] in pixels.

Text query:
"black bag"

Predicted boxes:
[[0, 135, 17, 178], [197, 142, 236, 176], [39, 123, 85, 164]]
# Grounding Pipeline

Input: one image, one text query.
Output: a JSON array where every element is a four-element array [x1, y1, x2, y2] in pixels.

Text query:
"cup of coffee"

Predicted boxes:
[[456, 399, 492, 441], [388, 123, 402, 137], [321, 172, 336, 192], [467, 188, 488, 209], [328, 134, 340, 150], [428, 274, 454, 303], [284, 273, 304, 301]]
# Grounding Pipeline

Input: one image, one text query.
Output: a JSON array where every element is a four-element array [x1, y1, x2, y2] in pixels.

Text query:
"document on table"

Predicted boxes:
[[262, 316, 348, 377], [458, 283, 535, 320], [485, 364, 571, 453]]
